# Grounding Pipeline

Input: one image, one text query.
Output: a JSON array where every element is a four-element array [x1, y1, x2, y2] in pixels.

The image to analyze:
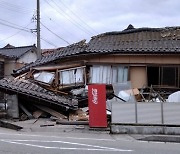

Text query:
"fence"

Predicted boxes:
[[111, 101, 180, 125]]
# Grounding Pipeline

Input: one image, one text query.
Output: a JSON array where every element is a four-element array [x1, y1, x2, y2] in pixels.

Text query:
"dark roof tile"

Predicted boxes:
[[0, 45, 36, 59], [0, 78, 78, 110]]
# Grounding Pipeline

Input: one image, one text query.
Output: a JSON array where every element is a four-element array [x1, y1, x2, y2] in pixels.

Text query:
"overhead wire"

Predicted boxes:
[[0, 16, 57, 48], [50, 0, 94, 35], [0, 1, 71, 48], [0, 21, 30, 32], [31, 33, 58, 48], [0, 18, 30, 31], [40, 22, 70, 45], [0, 22, 32, 43], [0, 1, 31, 14], [40, 37, 57, 48], [44, 0, 93, 36], [41, 15, 82, 40], [55, 0, 97, 34]]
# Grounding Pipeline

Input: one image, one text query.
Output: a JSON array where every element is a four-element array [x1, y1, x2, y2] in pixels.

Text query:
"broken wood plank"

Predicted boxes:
[[40, 124, 55, 127], [33, 63, 85, 71], [56, 120, 89, 125], [19, 103, 33, 119], [0, 120, 23, 130], [33, 110, 44, 119], [45, 87, 69, 95], [34, 104, 67, 120]]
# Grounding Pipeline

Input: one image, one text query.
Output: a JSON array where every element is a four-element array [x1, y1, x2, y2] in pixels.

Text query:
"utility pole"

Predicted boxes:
[[37, 0, 41, 59]]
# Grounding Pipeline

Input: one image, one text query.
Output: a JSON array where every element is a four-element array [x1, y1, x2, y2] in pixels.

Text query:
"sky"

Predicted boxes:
[[0, 0, 180, 49]]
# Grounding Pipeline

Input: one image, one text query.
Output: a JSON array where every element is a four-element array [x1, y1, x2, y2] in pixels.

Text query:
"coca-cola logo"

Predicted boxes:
[[92, 88, 98, 104]]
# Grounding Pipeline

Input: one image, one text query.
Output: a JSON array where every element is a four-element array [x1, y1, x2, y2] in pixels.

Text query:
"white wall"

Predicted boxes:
[[18, 51, 38, 64]]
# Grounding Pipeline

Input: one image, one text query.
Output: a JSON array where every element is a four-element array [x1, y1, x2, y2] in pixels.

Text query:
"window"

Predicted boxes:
[[89, 65, 128, 84], [147, 66, 179, 87], [161, 67, 178, 87], [33, 71, 55, 84], [117, 66, 128, 82], [59, 67, 84, 85]]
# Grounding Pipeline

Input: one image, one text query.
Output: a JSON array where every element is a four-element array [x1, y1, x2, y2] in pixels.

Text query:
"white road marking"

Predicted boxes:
[[0, 132, 115, 141], [0, 139, 133, 152]]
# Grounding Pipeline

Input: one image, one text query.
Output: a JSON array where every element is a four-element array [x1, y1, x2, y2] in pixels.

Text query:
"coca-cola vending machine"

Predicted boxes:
[[88, 84, 107, 127]]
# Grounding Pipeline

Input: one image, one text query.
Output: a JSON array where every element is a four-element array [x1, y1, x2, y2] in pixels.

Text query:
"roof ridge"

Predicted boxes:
[[0, 44, 36, 50], [92, 26, 180, 39]]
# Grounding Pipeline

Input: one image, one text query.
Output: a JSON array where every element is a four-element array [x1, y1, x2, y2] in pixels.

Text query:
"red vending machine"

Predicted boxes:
[[88, 84, 107, 127]]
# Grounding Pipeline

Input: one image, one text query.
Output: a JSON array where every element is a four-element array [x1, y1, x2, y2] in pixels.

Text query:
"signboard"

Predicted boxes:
[[88, 84, 107, 127]]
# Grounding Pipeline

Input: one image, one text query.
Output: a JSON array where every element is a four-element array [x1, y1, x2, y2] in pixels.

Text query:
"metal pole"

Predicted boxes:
[[37, 0, 41, 59], [135, 101, 138, 123], [161, 102, 164, 124]]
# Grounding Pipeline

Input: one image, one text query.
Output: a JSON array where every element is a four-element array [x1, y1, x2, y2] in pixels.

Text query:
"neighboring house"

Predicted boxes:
[[12, 25, 180, 90], [0, 44, 38, 78], [0, 44, 38, 103]]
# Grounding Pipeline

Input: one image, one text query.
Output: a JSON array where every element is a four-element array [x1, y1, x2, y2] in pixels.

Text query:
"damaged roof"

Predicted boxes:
[[0, 78, 78, 110], [88, 25, 180, 54], [13, 40, 87, 76], [12, 25, 180, 76], [0, 45, 36, 59]]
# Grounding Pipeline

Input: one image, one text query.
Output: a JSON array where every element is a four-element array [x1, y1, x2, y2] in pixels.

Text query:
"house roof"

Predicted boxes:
[[12, 25, 180, 76], [41, 47, 64, 56], [0, 45, 36, 59], [3, 44, 15, 49], [87, 25, 180, 54], [12, 40, 87, 76], [0, 78, 78, 110]]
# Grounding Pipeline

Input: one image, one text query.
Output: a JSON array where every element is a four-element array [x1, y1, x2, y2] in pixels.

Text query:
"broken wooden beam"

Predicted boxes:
[[19, 103, 33, 119], [34, 104, 67, 120], [0, 120, 23, 130], [56, 120, 89, 125]]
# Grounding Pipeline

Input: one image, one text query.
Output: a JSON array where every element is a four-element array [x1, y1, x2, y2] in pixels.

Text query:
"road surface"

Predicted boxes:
[[0, 127, 179, 154]]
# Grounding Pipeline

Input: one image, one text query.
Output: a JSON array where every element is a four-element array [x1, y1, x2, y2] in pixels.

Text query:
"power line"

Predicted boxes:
[[44, 0, 93, 36], [32, 33, 57, 48], [0, 31, 21, 42], [0, 1, 31, 14], [40, 37, 57, 48], [50, 0, 94, 35], [0, 18, 30, 31], [55, 0, 97, 34], [41, 15, 82, 40], [0, 23, 32, 43], [0, 19, 56, 48], [0, 21, 30, 32], [40, 22, 70, 45]]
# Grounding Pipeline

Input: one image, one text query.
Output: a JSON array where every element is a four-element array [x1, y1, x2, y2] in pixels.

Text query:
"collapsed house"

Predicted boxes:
[[0, 25, 180, 121]]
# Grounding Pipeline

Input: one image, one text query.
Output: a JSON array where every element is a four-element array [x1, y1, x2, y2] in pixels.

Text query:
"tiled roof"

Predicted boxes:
[[0, 78, 78, 110], [0, 45, 36, 59], [12, 26, 180, 76], [12, 40, 87, 76], [87, 26, 180, 54], [41, 47, 64, 56]]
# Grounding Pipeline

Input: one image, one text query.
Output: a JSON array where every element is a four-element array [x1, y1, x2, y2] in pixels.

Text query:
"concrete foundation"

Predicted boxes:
[[111, 124, 180, 135]]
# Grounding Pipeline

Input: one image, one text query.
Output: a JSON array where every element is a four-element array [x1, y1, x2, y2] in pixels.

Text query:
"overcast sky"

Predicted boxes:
[[0, 0, 180, 49]]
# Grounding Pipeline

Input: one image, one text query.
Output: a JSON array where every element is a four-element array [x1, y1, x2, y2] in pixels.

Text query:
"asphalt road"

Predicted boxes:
[[0, 127, 180, 154]]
